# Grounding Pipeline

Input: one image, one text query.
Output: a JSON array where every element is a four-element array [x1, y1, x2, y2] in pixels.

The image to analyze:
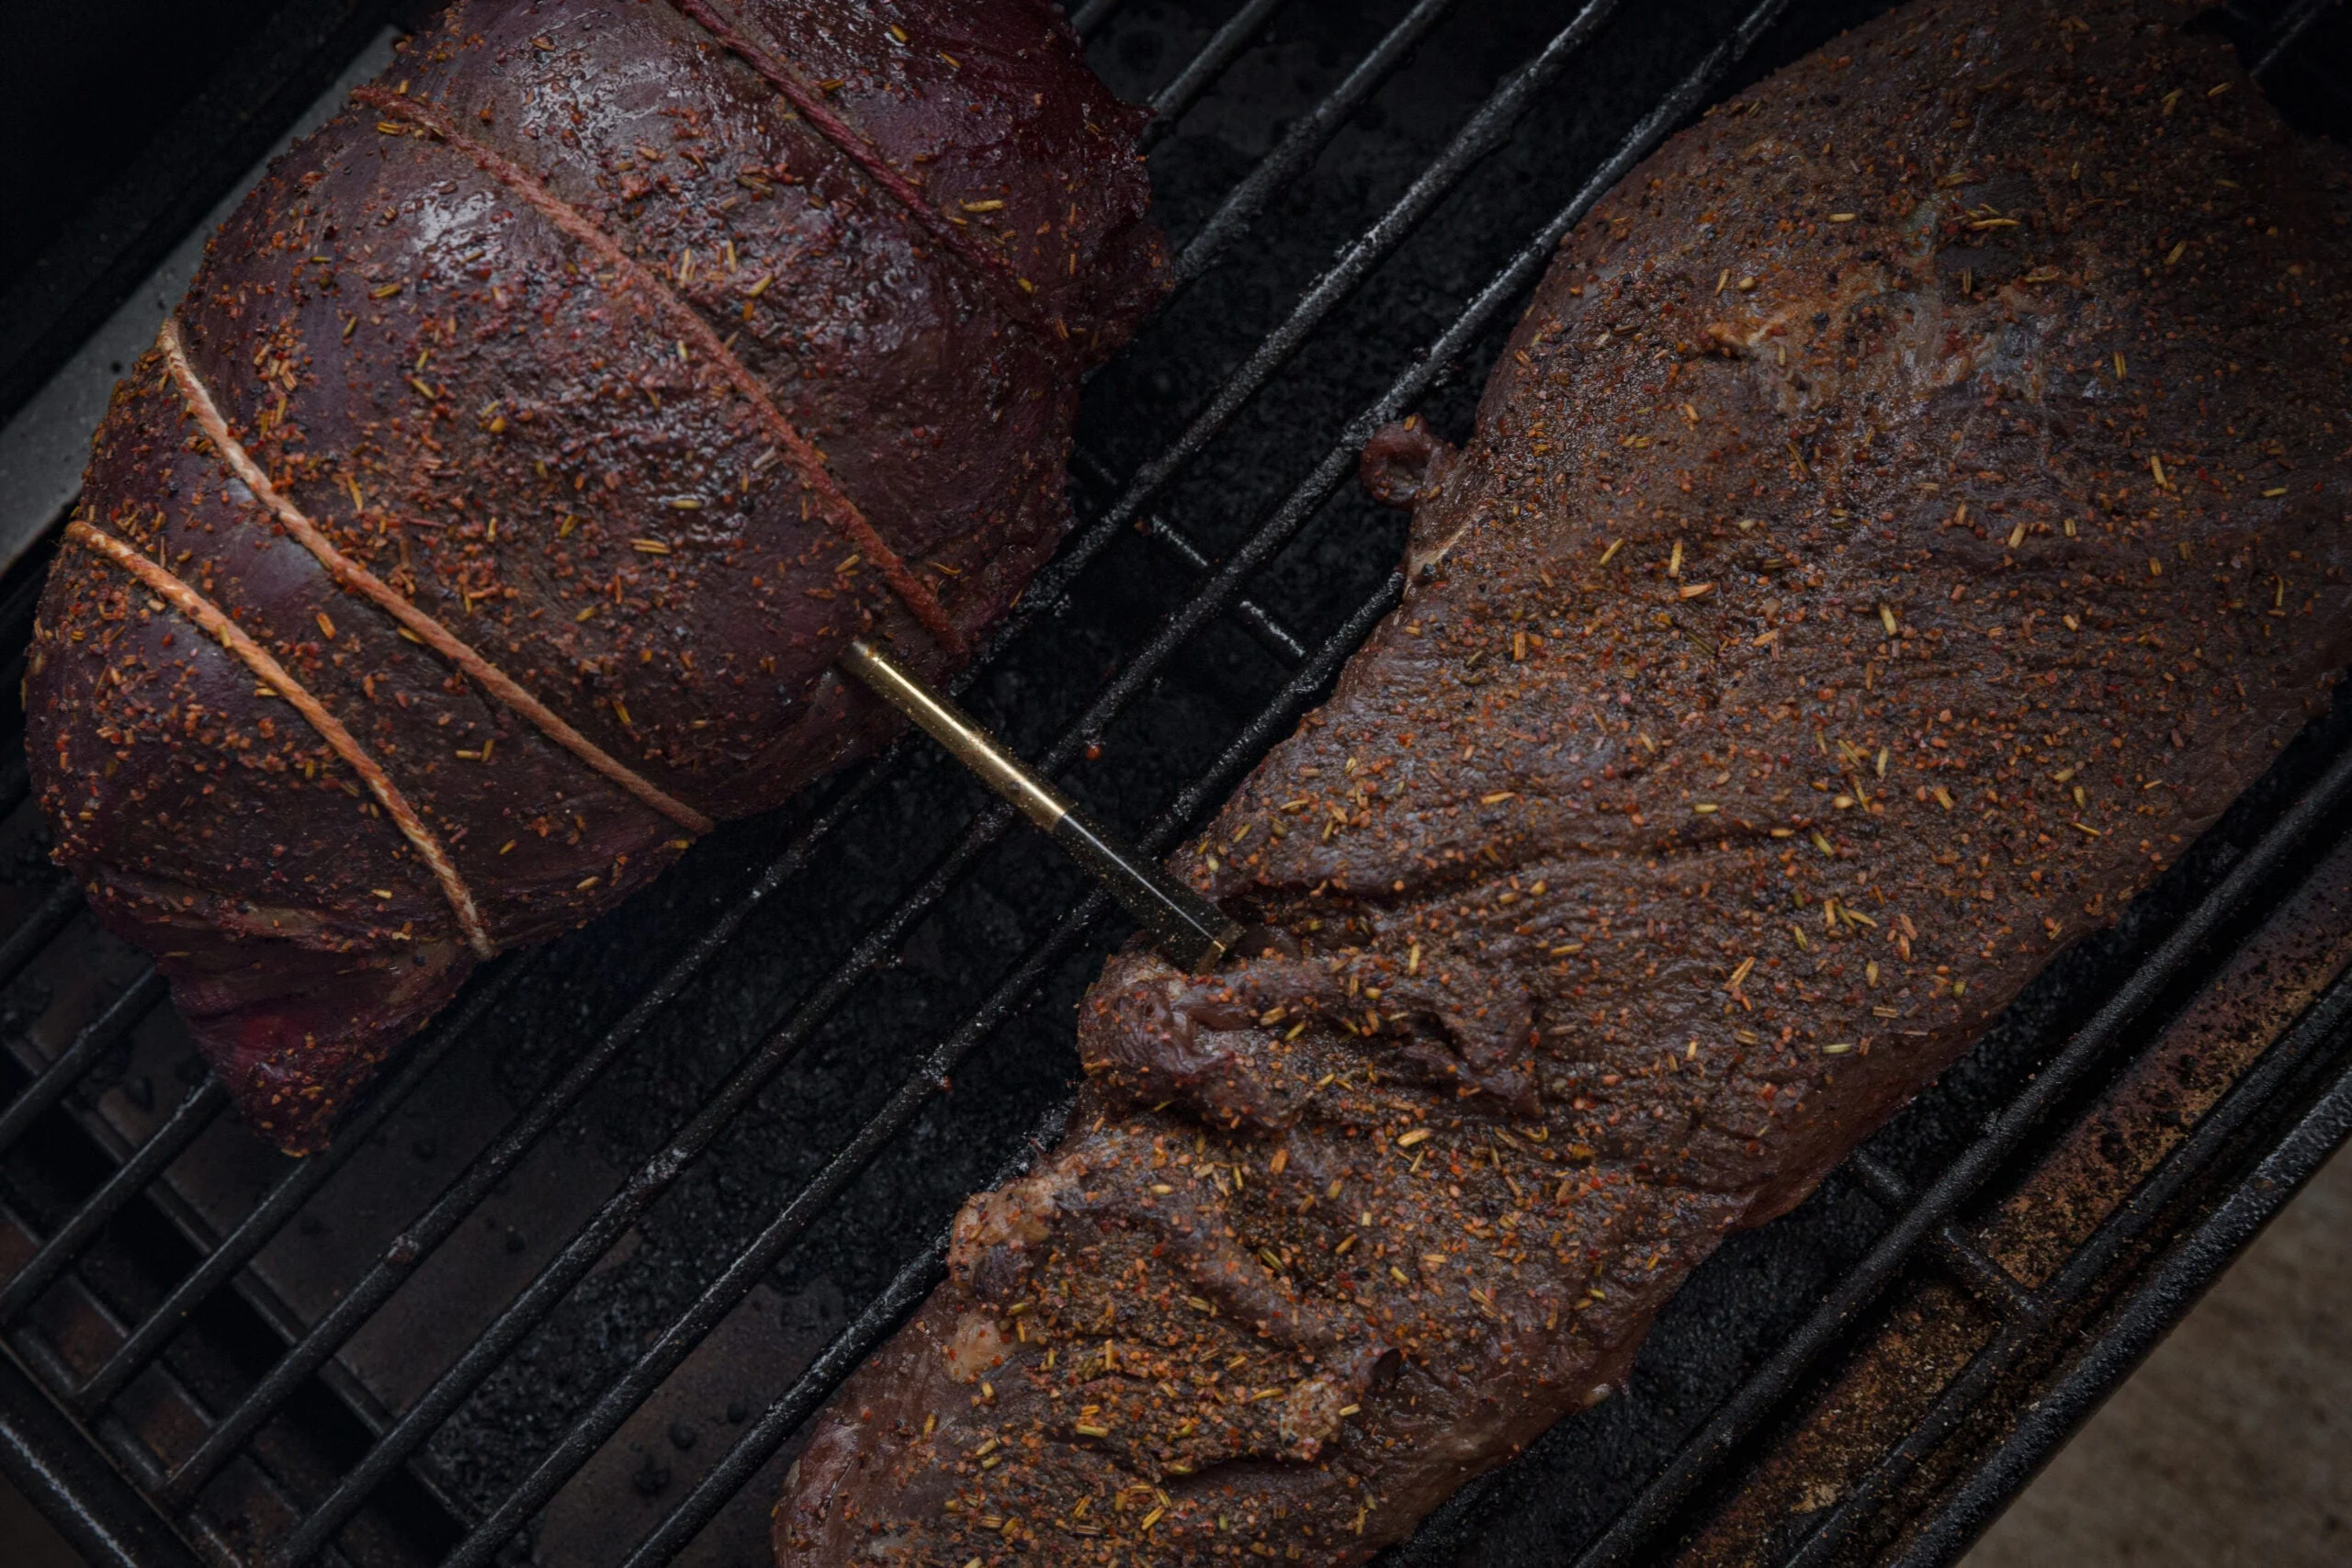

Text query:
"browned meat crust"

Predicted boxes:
[[774, 0, 2352, 1561], [25, 0, 1161, 1151]]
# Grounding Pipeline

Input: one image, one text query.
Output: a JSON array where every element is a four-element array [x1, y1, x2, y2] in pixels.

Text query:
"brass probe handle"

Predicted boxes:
[[838, 639, 1245, 973]]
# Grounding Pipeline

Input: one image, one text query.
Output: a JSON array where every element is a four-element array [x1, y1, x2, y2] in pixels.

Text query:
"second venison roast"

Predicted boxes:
[[774, 0, 2352, 1562], [27, 0, 1161, 1151]]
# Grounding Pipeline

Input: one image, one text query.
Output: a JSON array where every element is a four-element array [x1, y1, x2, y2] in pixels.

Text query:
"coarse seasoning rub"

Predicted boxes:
[[27, 0, 1161, 1151], [775, 0, 2352, 1561]]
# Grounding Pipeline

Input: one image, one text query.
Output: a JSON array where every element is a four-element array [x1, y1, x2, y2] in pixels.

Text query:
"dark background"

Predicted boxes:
[[0, 0, 286, 297]]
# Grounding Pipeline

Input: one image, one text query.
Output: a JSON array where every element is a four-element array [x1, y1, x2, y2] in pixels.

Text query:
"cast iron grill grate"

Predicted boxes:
[[0, 2, 2346, 1565]]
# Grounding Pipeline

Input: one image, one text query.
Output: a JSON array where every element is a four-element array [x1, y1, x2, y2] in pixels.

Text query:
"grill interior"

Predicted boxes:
[[0, 2, 2348, 1565]]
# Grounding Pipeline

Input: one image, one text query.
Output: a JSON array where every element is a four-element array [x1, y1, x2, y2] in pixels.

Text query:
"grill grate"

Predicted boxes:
[[1558, 743, 2352, 1568], [1, 2, 2347, 1565]]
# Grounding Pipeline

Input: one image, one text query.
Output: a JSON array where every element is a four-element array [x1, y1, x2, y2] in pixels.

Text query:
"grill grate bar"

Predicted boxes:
[[266, 0, 1794, 1552], [1167, 0, 1460, 287], [0, 970, 166, 1161], [1070, 449, 1309, 664], [10, 1327, 363, 1568], [0, 1346, 202, 1568], [2253, 0, 2344, 74], [1143, 513, 1307, 663], [435, 572, 1401, 1568], [1786, 960, 2352, 1568], [1888, 1031, 2352, 1568], [1069, 0, 1127, 39], [0, 882, 87, 998], [0, 1078, 229, 1326], [68, 964, 520, 1416], [1848, 1153, 2043, 1324], [1139, 0, 1288, 149], [8, 1334, 169, 1497], [1569, 733, 2352, 1568], [1069, 0, 1626, 566], [1929, 1231, 2042, 1325]]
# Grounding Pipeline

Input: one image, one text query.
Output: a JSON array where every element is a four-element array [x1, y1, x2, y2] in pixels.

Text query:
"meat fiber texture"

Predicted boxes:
[[774, 1, 2352, 1562], [26, 0, 1161, 1152]]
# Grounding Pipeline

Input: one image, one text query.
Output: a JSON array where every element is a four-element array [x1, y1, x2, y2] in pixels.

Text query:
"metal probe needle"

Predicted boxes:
[[836, 638, 1246, 973]]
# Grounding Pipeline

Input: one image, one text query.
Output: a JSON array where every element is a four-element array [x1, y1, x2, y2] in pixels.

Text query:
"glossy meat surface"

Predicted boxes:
[[27, 0, 1161, 1150], [775, 0, 2352, 1561]]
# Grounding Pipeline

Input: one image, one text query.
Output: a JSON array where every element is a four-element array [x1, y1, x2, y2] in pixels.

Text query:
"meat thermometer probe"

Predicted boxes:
[[837, 639, 1245, 973]]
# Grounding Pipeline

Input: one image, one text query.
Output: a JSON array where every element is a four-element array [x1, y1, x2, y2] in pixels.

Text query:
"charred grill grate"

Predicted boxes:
[[0, 1, 2348, 1565]]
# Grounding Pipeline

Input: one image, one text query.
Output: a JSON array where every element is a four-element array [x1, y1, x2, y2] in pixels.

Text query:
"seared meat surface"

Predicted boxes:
[[775, 0, 2352, 1561], [27, 0, 1160, 1150]]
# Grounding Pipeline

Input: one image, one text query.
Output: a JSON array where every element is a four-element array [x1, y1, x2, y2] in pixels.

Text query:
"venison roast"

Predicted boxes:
[[27, 0, 1161, 1151], [773, 0, 2352, 1561]]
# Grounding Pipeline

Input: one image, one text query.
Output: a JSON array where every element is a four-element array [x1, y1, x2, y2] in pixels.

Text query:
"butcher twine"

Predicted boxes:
[[155, 320, 718, 839], [354, 85, 969, 655], [62, 518, 499, 959], [665, 0, 1056, 337]]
